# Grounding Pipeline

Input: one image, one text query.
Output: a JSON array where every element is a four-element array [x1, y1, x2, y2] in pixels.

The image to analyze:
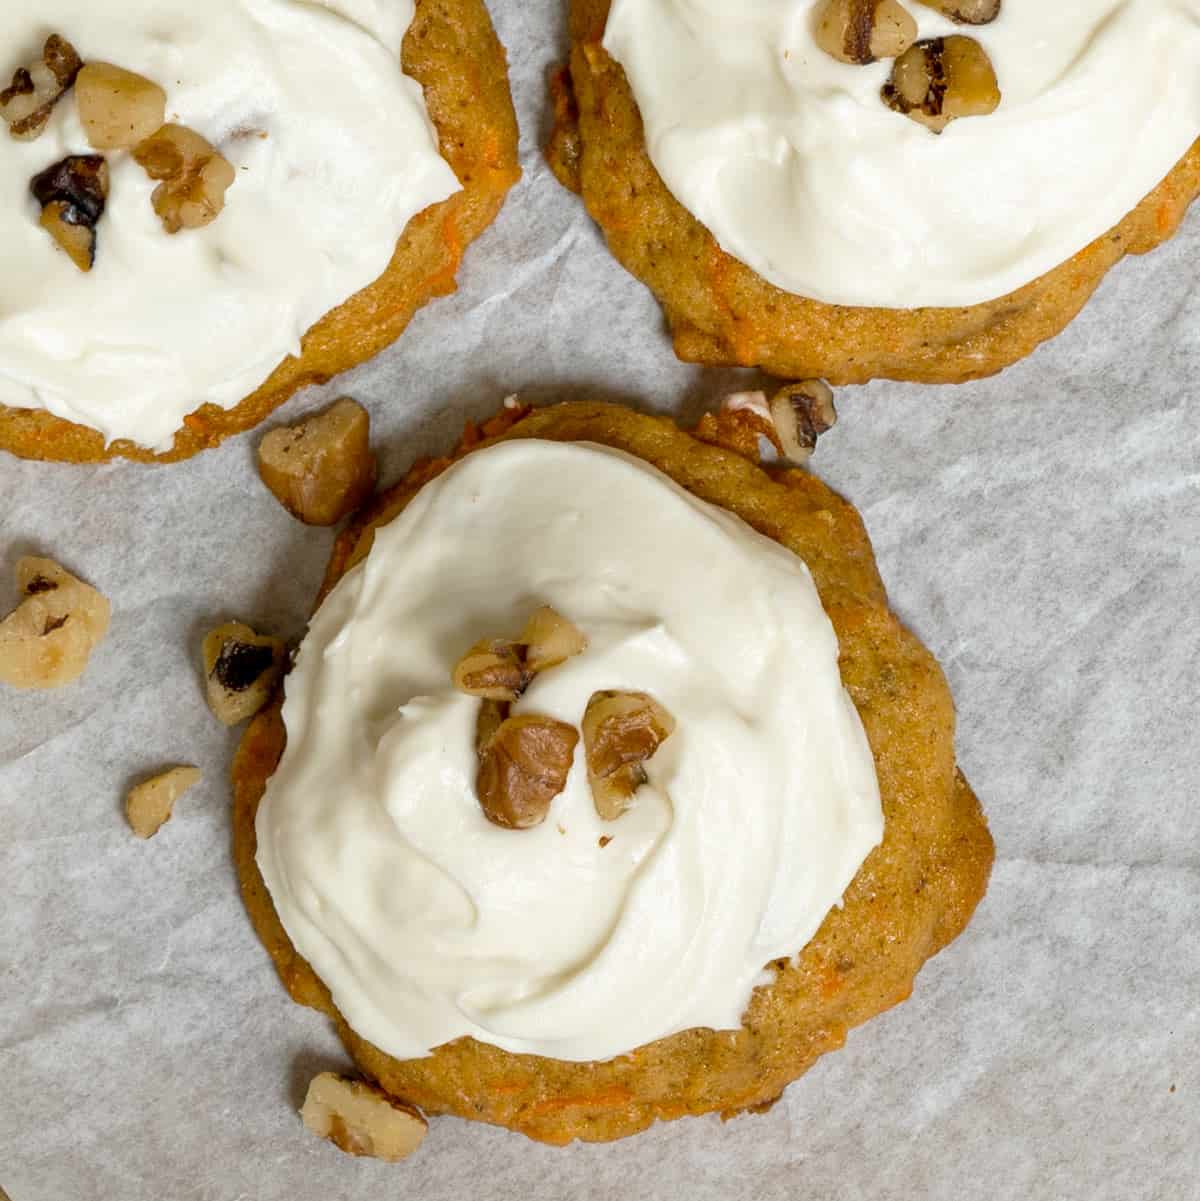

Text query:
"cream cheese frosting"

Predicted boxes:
[[0, 0, 459, 450], [602, 0, 1200, 309], [256, 439, 884, 1064]]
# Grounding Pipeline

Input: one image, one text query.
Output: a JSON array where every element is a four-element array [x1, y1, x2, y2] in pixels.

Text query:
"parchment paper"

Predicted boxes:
[[2, 2, 1198, 1197]]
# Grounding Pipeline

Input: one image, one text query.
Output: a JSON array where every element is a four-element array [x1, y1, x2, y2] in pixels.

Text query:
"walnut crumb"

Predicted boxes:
[[133, 123, 235, 233], [814, 0, 917, 65], [31, 156, 110, 273], [301, 1074, 427, 1163], [914, 0, 1001, 24], [1, 35, 83, 141], [201, 621, 285, 725], [582, 691, 675, 821], [476, 712, 579, 829], [0, 557, 110, 690], [883, 36, 1001, 133], [768, 381, 838, 465], [258, 398, 377, 526], [76, 62, 167, 151], [125, 765, 201, 839]]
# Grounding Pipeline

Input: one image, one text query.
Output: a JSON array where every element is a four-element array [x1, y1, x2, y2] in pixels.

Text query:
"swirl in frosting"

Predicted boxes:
[[256, 439, 883, 1063]]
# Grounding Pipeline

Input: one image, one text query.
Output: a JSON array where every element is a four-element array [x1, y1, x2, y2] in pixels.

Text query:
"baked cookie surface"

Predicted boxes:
[[0, 0, 519, 464], [232, 400, 994, 1145], [548, 0, 1200, 386]]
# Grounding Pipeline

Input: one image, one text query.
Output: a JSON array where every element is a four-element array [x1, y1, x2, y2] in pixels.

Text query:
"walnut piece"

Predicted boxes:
[[202, 621, 285, 725], [453, 607, 588, 703], [582, 691, 675, 821], [914, 0, 1001, 24], [883, 37, 1001, 133], [76, 62, 167, 151], [1, 35, 83, 141], [125, 765, 202, 840], [476, 713, 579, 829], [133, 124, 235, 233], [301, 1074, 427, 1163], [455, 640, 531, 702], [258, 398, 377, 526], [0, 557, 110, 690], [768, 380, 838, 466], [31, 156, 110, 273], [521, 605, 589, 673], [814, 0, 917, 65]]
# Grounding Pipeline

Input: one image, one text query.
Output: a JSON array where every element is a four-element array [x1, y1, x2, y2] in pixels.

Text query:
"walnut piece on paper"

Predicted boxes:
[[125, 765, 202, 839], [257, 398, 377, 526], [0, 557, 110, 690], [301, 1074, 428, 1163], [201, 621, 286, 725]]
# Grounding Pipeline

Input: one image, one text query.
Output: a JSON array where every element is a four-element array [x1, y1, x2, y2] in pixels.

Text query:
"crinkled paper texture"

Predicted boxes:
[[1, 1, 1197, 1196]]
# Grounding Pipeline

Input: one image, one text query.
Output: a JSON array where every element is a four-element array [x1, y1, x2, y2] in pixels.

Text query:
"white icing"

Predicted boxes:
[[0, 0, 459, 450], [256, 439, 883, 1063], [603, 0, 1200, 308]]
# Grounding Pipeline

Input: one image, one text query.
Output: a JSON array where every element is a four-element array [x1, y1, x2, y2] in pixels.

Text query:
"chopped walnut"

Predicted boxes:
[[768, 381, 838, 466], [125, 765, 202, 840], [1, 35, 83, 141], [883, 37, 1001, 133], [258, 398, 377, 526], [582, 691, 675, 821], [476, 713, 579, 829], [133, 124, 235, 233], [914, 0, 1001, 24], [520, 605, 589, 674], [202, 621, 285, 725], [301, 1074, 427, 1163], [76, 62, 167, 151], [0, 557, 110, 690], [453, 607, 588, 702], [31, 156, 109, 273], [455, 640, 531, 702], [814, 0, 917, 65]]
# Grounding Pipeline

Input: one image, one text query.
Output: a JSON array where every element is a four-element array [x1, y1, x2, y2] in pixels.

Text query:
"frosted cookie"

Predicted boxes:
[[0, 0, 519, 463], [232, 400, 994, 1145], [548, 0, 1200, 384]]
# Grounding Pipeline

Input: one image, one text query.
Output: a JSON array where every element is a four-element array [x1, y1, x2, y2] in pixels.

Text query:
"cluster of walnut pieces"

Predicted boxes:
[[7, 34, 235, 273], [452, 607, 676, 830], [814, 0, 1001, 132]]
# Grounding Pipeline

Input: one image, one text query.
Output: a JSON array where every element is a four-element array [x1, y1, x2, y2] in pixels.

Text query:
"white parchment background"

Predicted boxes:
[[2, 2, 1198, 1197]]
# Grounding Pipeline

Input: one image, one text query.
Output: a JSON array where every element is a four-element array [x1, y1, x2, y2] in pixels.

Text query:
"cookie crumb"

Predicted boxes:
[[301, 1073, 427, 1163]]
